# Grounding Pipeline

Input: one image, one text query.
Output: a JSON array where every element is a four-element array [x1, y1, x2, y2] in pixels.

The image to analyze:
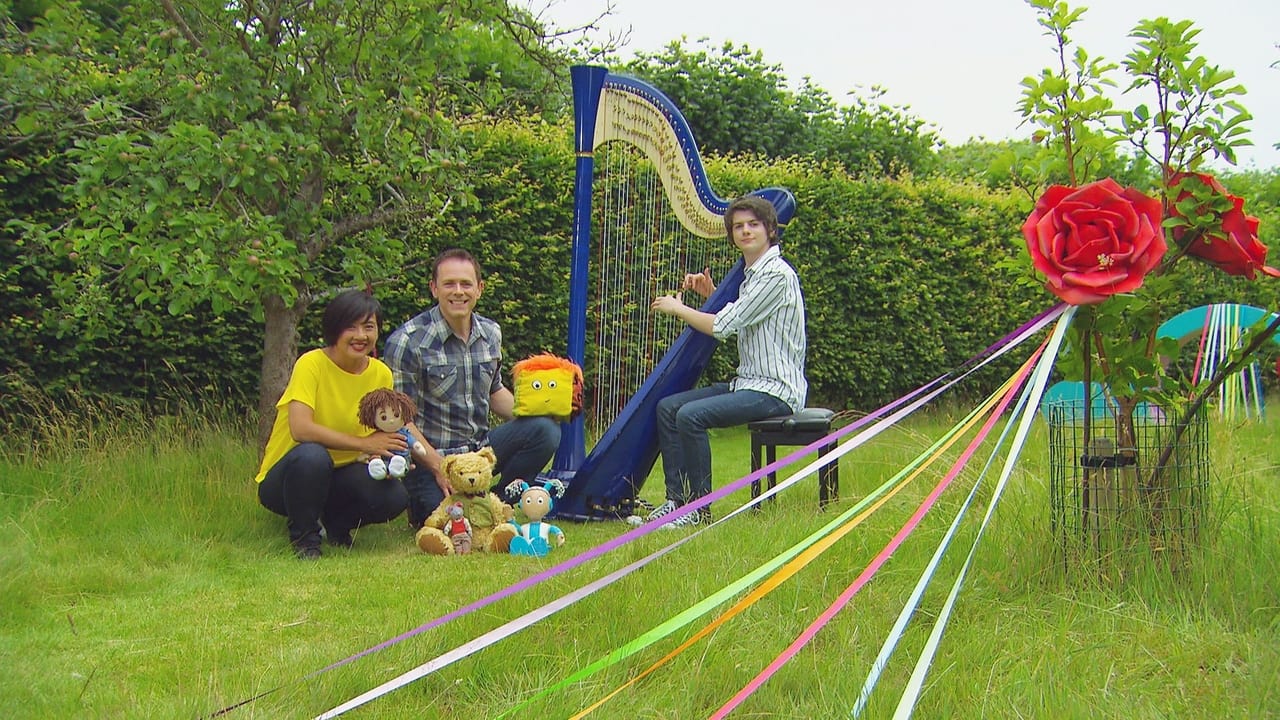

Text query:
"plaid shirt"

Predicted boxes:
[[383, 306, 504, 451]]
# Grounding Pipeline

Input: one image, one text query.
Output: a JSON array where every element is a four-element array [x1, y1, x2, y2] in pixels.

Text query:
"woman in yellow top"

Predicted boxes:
[[255, 290, 425, 559]]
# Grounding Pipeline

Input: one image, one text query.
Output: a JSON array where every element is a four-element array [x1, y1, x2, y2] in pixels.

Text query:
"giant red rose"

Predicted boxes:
[[1022, 178, 1167, 305], [1170, 172, 1279, 280]]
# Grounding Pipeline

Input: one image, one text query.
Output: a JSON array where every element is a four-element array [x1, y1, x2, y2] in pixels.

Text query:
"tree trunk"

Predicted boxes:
[[257, 291, 310, 454]]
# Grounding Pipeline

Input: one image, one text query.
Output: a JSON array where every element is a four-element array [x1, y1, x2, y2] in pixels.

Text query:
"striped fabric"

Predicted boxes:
[[712, 245, 807, 412]]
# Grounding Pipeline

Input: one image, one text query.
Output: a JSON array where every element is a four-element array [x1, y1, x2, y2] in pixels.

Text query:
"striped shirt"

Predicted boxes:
[[712, 245, 807, 412], [382, 306, 504, 450]]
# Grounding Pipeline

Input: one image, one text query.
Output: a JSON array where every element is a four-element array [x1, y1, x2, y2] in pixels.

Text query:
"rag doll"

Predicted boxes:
[[356, 388, 424, 479]]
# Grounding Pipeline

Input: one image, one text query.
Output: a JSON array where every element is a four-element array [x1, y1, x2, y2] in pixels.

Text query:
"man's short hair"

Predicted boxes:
[[432, 248, 484, 282]]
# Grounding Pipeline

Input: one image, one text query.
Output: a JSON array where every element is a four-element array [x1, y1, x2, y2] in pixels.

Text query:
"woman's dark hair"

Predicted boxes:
[[321, 290, 382, 347]]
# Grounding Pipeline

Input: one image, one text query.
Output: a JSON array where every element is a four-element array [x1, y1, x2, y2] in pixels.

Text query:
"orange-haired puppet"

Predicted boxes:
[[511, 353, 584, 423], [356, 388, 425, 480]]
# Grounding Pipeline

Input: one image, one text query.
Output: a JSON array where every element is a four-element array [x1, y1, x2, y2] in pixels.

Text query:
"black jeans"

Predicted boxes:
[[258, 442, 409, 544]]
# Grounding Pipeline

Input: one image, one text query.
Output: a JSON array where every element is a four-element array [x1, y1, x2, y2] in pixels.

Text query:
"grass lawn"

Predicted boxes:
[[1, 399, 1278, 719]]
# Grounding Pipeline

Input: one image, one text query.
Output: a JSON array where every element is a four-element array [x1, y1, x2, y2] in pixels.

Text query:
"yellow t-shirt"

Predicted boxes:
[[254, 349, 394, 483]]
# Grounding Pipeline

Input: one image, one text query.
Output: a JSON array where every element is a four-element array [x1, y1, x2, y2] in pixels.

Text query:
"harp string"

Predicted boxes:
[[585, 143, 732, 444]]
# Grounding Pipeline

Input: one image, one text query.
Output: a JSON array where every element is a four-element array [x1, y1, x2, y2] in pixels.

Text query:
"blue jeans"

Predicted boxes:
[[656, 383, 791, 505], [258, 442, 409, 545], [402, 416, 561, 527]]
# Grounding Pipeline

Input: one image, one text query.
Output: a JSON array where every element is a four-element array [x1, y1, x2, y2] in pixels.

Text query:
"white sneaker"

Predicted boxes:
[[367, 458, 388, 480], [624, 497, 657, 526], [662, 507, 711, 530], [645, 499, 679, 522], [625, 499, 680, 527]]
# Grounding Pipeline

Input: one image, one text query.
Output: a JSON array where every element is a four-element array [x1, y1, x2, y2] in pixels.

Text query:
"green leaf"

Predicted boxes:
[[14, 113, 40, 135]]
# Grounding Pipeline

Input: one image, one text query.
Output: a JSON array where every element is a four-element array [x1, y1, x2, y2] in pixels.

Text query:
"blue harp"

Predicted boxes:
[[551, 65, 796, 520]]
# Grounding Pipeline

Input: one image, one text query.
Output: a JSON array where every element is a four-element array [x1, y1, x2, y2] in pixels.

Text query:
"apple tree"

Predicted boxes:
[[8, 0, 573, 443]]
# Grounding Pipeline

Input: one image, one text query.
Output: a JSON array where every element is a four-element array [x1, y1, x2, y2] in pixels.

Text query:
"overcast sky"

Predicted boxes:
[[533, 0, 1280, 170]]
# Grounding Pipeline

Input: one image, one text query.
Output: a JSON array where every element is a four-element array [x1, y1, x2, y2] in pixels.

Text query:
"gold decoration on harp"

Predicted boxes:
[[594, 85, 725, 239]]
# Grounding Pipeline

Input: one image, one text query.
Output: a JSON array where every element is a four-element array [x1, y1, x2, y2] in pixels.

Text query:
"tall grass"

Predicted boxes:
[[1, 396, 1277, 719]]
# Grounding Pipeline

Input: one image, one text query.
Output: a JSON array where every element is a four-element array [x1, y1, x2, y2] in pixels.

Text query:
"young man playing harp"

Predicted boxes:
[[647, 195, 808, 528]]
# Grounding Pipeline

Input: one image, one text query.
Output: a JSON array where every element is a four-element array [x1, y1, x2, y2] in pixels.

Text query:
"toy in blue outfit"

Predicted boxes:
[[504, 478, 566, 557], [357, 388, 424, 480]]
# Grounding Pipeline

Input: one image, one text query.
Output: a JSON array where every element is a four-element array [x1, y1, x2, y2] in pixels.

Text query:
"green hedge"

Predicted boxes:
[[5, 121, 1278, 421], [360, 119, 577, 367]]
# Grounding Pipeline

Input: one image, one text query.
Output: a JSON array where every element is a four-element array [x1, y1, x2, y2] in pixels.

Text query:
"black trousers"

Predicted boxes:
[[258, 442, 408, 543]]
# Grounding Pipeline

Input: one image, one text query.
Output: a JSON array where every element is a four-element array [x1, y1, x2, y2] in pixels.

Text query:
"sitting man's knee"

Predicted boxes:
[[530, 416, 561, 450], [673, 405, 706, 433], [513, 415, 558, 439], [656, 394, 681, 420]]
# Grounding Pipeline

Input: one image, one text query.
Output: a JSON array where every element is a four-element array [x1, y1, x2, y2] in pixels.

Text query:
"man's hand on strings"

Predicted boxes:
[[652, 286, 717, 336], [651, 293, 687, 317], [681, 267, 715, 299]]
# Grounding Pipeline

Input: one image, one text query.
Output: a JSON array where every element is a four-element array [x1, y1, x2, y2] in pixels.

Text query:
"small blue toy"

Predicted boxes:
[[504, 478, 566, 557]]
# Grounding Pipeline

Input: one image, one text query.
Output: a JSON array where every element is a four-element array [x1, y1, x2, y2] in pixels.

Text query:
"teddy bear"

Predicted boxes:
[[415, 447, 517, 555]]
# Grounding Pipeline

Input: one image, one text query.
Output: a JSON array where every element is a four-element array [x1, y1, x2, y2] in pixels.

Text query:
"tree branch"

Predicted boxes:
[[157, 0, 202, 51], [301, 198, 453, 261]]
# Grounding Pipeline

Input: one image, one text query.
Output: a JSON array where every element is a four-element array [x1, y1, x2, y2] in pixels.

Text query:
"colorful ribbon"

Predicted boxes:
[[206, 305, 1065, 719], [570, 364, 1031, 719], [708, 331, 1055, 719], [499, 311, 1064, 718], [889, 306, 1075, 719], [851, 353, 1042, 716]]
